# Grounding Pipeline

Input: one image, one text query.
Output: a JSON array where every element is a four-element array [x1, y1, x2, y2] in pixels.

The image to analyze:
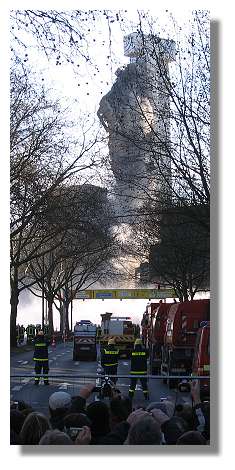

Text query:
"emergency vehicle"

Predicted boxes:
[[146, 302, 173, 374], [161, 299, 210, 388], [192, 321, 210, 401], [73, 320, 97, 361], [99, 313, 137, 357]]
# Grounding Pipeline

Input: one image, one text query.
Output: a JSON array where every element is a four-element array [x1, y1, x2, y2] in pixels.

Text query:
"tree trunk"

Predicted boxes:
[[64, 300, 70, 333], [47, 295, 54, 337], [10, 284, 19, 347], [59, 301, 63, 332]]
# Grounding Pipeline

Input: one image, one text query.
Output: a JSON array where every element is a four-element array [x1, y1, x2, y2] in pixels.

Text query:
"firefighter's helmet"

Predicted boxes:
[[134, 338, 142, 346], [108, 338, 115, 345]]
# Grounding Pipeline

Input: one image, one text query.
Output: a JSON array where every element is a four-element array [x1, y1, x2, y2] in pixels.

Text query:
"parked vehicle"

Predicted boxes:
[[161, 299, 210, 388], [147, 302, 173, 374], [192, 321, 210, 401], [73, 320, 97, 361], [99, 313, 137, 358]]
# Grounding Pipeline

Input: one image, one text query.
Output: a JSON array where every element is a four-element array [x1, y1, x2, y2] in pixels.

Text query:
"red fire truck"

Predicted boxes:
[[192, 321, 210, 401], [161, 299, 210, 388], [147, 302, 173, 374]]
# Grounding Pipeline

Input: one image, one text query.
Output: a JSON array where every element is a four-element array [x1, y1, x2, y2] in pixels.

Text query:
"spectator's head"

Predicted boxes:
[[21, 407, 34, 419], [176, 431, 207, 445], [86, 401, 110, 437], [10, 409, 25, 435], [175, 403, 194, 428], [39, 430, 73, 445], [49, 391, 72, 419], [126, 416, 162, 445], [110, 398, 130, 427], [146, 400, 174, 418], [20, 412, 51, 444], [70, 396, 86, 414], [161, 416, 189, 445], [38, 330, 44, 336]]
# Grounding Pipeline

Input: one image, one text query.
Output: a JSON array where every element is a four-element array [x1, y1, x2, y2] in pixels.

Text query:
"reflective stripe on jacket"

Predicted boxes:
[[33, 335, 49, 360], [130, 346, 148, 374], [102, 345, 119, 366]]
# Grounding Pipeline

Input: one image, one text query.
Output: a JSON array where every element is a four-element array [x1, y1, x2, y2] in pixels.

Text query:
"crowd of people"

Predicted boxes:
[[10, 379, 210, 446]]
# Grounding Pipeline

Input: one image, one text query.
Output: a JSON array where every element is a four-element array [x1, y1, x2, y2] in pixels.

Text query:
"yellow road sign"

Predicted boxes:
[[74, 288, 175, 300]]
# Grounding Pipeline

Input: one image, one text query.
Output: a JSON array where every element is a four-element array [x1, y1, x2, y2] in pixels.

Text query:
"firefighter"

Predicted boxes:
[[101, 338, 119, 384], [129, 338, 149, 401], [33, 330, 50, 385]]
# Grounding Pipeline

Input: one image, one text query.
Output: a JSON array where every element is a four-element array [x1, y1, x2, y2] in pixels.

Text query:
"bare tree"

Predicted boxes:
[[25, 184, 119, 336], [10, 66, 105, 346]]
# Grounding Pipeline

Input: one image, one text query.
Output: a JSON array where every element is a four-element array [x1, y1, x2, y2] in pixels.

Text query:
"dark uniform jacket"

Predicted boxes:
[[101, 344, 119, 367], [33, 335, 50, 361], [130, 345, 148, 374]]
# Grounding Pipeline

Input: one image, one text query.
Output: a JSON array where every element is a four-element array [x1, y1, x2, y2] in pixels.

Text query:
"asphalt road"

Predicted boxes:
[[10, 341, 191, 415]]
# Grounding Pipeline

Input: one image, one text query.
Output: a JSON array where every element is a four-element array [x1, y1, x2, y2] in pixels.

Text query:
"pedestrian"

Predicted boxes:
[[33, 330, 50, 385], [101, 338, 119, 384], [128, 338, 149, 401]]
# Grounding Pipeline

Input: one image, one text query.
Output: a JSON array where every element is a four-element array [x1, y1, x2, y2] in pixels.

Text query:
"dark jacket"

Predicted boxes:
[[94, 421, 130, 445], [101, 344, 119, 367], [130, 345, 148, 374], [33, 335, 50, 361]]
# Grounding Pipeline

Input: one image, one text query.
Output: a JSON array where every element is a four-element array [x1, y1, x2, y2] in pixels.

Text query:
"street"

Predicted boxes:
[[10, 341, 191, 415]]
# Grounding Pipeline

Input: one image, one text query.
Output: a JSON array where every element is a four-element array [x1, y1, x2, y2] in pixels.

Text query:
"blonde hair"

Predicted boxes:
[[20, 412, 51, 444]]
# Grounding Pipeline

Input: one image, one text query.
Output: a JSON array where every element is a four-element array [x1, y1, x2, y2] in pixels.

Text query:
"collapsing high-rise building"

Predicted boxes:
[[98, 32, 175, 222]]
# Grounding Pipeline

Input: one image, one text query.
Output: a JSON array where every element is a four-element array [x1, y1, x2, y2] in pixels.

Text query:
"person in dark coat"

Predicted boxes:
[[101, 338, 119, 384], [33, 330, 50, 385], [129, 338, 149, 401]]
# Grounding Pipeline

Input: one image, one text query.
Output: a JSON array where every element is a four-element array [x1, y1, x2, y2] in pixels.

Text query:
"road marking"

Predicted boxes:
[[11, 386, 23, 391], [74, 362, 79, 365], [17, 360, 23, 363], [122, 362, 129, 366], [21, 361, 28, 365], [52, 357, 57, 360]]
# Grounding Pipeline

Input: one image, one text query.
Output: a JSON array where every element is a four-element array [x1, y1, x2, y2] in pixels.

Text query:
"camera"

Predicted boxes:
[[65, 427, 83, 441], [93, 376, 115, 399], [178, 380, 191, 393]]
